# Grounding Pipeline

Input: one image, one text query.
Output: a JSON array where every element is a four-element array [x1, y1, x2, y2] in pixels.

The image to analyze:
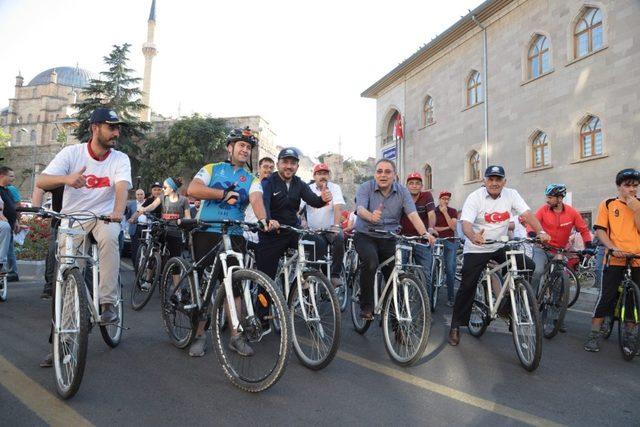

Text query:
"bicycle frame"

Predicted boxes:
[[373, 242, 419, 322]]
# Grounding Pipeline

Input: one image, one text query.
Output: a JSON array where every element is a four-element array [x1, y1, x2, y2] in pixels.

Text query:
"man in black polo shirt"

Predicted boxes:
[[256, 147, 332, 279]]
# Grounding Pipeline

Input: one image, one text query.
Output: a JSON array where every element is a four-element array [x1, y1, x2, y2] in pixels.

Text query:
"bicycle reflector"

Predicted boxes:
[[258, 293, 269, 308]]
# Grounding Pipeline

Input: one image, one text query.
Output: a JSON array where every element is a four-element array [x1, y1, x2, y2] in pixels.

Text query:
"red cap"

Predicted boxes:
[[439, 191, 452, 198], [406, 172, 422, 182], [313, 163, 330, 174]]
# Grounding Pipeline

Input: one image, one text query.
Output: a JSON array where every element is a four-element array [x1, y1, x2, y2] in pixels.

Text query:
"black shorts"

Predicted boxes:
[[593, 266, 640, 318], [192, 231, 246, 296]]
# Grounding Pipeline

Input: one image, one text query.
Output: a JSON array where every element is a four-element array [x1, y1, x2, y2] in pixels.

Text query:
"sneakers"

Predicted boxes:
[[40, 353, 53, 368], [7, 274, 19, 283], [189, 335, 207, 357], [360, 306, 374, 320], [140, 281, 152, 292], [446, 300, 454, 308], [583, 330, 601, 352], [229, 335, 254, 357], [41, 284, 52, 300], [448, 327, 460, 346], [100, 304, 119, 324]]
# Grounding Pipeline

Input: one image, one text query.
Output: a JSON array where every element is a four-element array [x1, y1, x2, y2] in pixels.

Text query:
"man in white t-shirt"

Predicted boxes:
[[448, 165, 549, 346], [301, 163, 346, 288], [37, 108, 132, 326]]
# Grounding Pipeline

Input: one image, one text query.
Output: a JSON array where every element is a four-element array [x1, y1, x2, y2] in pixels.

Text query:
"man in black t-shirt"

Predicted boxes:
[[31, 185, 64, 299], [142, 181, 163, 217], [0, 166, 18, 276]]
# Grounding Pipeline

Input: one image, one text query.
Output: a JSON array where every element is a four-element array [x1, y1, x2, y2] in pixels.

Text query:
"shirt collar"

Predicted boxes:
[[482, 187, 502, 199], [86, 140, 111, 161], [373, 180, 398, 194]]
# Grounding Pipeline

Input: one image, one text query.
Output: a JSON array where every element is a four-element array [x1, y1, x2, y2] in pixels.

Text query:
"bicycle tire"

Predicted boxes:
[[618, 280, 640, 361], [565, 266, 581, 308], [382, 273, 431, 366], [211, 268, 290, 392], [288, 270, 341, 370], [510, 278, 542, 371], [131, 246, 162, 311], [335, 269, 349, 312], [430, 259, 440, 312], [53, 268, 89, 400], [537, 272, 569, 339], [159, 257, 196, 349], [0, 274, 7, 302], [469, 271, 496, 338], [350, 270, 372, 334], [100, 274, 124, 347]]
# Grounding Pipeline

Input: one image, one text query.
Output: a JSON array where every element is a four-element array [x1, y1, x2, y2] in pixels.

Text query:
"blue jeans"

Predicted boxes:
[[0, 221, 11, 267], [442, 239, 458, 302], [413, 244, 433, 293], [6, 232, 17, 276]]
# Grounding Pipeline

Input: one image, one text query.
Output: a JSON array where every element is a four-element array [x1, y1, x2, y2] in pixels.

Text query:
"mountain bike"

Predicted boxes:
[[468, 237, 542, 371], [272, 225, 341, 370], [130, 217, 170, 310], [159, 219, 290, 392], [17, 207, 124, 399], [350, 230, 431, 366], [341, 236, 359, 310]]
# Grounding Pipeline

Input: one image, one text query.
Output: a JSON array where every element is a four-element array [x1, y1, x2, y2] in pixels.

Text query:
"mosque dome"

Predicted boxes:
[[28, 66, 94, 88]]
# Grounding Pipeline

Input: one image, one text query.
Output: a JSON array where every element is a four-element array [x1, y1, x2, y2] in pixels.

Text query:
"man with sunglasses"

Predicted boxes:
[[354, 159, 435, 320], [36, 108, 131, 367]]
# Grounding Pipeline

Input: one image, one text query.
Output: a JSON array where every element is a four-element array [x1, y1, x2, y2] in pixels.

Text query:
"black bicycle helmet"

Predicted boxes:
[[615, 168, 640, 186], [544, 183, 567, 198], [226, 126, 258, 147]]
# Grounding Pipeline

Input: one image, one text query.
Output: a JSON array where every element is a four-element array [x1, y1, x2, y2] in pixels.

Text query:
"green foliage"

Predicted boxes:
[[55, 129, 67, 145], [73, 43, 150, 170], [0, 128, 10, 159], [139, 114, 228, 186]]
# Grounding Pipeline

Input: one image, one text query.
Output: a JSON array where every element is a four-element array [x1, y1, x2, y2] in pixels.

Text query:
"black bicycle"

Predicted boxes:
[[599, 254, 640, 361], [159, 219, 290, 392]]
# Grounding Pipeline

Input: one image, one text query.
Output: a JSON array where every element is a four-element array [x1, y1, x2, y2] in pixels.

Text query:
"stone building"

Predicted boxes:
[[362, 0, 640, 226]]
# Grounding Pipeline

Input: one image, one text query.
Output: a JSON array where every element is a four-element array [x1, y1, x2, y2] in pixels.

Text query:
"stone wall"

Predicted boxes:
[[2, 143, 64, 199]]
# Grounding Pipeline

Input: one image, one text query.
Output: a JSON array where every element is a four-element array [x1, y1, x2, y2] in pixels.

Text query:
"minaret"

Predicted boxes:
[[140, 0, 157, 122]]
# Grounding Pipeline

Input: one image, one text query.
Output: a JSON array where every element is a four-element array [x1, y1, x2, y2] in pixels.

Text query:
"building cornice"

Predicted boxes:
[[361, 0, 513, 99]]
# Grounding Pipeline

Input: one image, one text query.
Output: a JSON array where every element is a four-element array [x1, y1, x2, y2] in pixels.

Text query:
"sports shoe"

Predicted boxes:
[[100, 304, 119, 324], [7, 274, 19, 283], [360, 306, 374, 320], [189, 335, 207, 357], [40, 353, 53, 368], [583, 330, 601, 352], [229, 335, 254, 357], [41, 284, 52, 300], [140, 281, 152, 291], [446, 300, 454, 308]]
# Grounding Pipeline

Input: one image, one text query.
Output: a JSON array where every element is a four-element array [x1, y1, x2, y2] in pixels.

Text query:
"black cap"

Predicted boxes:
[[90, 108, 124, 124], [278, 147, 300, 160], [150, 181, 162, 189], [484, 165, 506, 178]]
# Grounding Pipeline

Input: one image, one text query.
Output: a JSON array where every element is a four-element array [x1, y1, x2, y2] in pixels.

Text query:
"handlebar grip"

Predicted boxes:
[[177, 218, 199, 226], [16, 206, 42, 213]]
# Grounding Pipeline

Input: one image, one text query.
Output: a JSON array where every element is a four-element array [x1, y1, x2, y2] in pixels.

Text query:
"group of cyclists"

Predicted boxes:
[[3, 107, 639, 396]]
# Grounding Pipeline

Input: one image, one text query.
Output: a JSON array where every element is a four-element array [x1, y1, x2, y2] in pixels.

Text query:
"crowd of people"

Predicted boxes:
[[1, 107, 639, 368]]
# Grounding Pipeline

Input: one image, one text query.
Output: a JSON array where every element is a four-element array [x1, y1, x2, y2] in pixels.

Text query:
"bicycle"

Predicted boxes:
[[159, 219, 290, 392], [272, 225, 341, 370], [350, 229, 431, 366], [0, 270, 7, 302], [130, 217, 171, 310], [341, 236, 359, 310], [468, 237, 542, 371], [598, 254, 640, 361], [17, 206, 124, 399], [574, 250, 597, 290], [429, 237, 460, 311]]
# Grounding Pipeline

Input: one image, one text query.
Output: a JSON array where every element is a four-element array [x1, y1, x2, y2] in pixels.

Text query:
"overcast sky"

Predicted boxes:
[[0, 0, 483, 160]]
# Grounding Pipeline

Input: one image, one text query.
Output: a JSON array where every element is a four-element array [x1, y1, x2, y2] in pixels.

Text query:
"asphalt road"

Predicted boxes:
[[1, 267, 638, 426]]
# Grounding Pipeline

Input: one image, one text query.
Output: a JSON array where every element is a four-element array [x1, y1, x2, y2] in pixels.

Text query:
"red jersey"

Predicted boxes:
[[400, 191, 435, 236], [533, 204, 592, 249]]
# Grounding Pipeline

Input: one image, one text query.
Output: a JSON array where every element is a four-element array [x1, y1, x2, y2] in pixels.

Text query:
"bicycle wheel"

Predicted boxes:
[[350, 270, 372, 334], [618, 281, 640, 361], [430, 259, 440, 312], [0, 274, 7, 302], [565, 267, 581, 308], [53, 268, 89, 400], [577, 270, 596, 289], [211, 269, 290, 392], [469, 272, 496, 338], [537, 273, 569, 339], [455, 252, 463, 282], [160, 257, 196, 349], [131, 247, 161, 311], [100, 274, 124, 347], [382, 273, 431, 366], [335, 268, 349, 312], [510, 278, 542, 371], [289, 270, 340, 370]]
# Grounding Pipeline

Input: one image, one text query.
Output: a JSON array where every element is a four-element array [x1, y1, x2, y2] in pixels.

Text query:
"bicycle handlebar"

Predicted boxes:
[[176, 218, 264, 232], [16, 207, 116, 223]]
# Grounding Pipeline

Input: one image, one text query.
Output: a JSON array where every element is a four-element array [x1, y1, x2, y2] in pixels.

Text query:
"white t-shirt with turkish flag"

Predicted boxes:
[[460, 186, 530, 254], [42, 143, 132, 216]]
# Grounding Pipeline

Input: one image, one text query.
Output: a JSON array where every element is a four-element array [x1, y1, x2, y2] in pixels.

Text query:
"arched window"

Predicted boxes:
[[51, 128, 59, 141], [528, 35, 550, 79], [580, 116, 602, 158], [423, 96, 434, 126], [385, 110, 400, 145], [30, 130, 37, 143], [423, 164, 433, 190], [15, 130, 22, 143], [468, 150, 481, 181], [574, 7, 603, 58], [27, 113, 33, 123], [32, 88, 37, 98], [466, 71, 482, 107], [531, 131, 550, 167]]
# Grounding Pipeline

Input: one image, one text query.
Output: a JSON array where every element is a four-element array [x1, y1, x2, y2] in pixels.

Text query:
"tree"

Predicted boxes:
[[73, 43, 150, 170], [0, 128, 10, 161], [139, 114, 228, 187]]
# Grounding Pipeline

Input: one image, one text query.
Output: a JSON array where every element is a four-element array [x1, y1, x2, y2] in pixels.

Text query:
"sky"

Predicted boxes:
[[0, 0, 483, 160]]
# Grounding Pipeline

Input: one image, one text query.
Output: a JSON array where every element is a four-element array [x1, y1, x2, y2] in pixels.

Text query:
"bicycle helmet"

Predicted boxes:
[[615, 168, 640, 186], [544, 183, 567, 198], [226, 126, 258, 147]]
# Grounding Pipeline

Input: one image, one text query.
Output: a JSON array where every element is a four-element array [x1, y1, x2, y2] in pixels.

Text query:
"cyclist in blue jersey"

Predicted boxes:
[[186, 127, 277, 357]]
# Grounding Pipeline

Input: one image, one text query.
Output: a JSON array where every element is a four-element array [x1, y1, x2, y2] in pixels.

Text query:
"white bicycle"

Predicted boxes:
[[18, 207, 124, 399]]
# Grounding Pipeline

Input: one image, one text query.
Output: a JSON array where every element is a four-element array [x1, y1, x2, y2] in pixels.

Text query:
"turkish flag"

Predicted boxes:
[[393, 113, 404, 141]]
